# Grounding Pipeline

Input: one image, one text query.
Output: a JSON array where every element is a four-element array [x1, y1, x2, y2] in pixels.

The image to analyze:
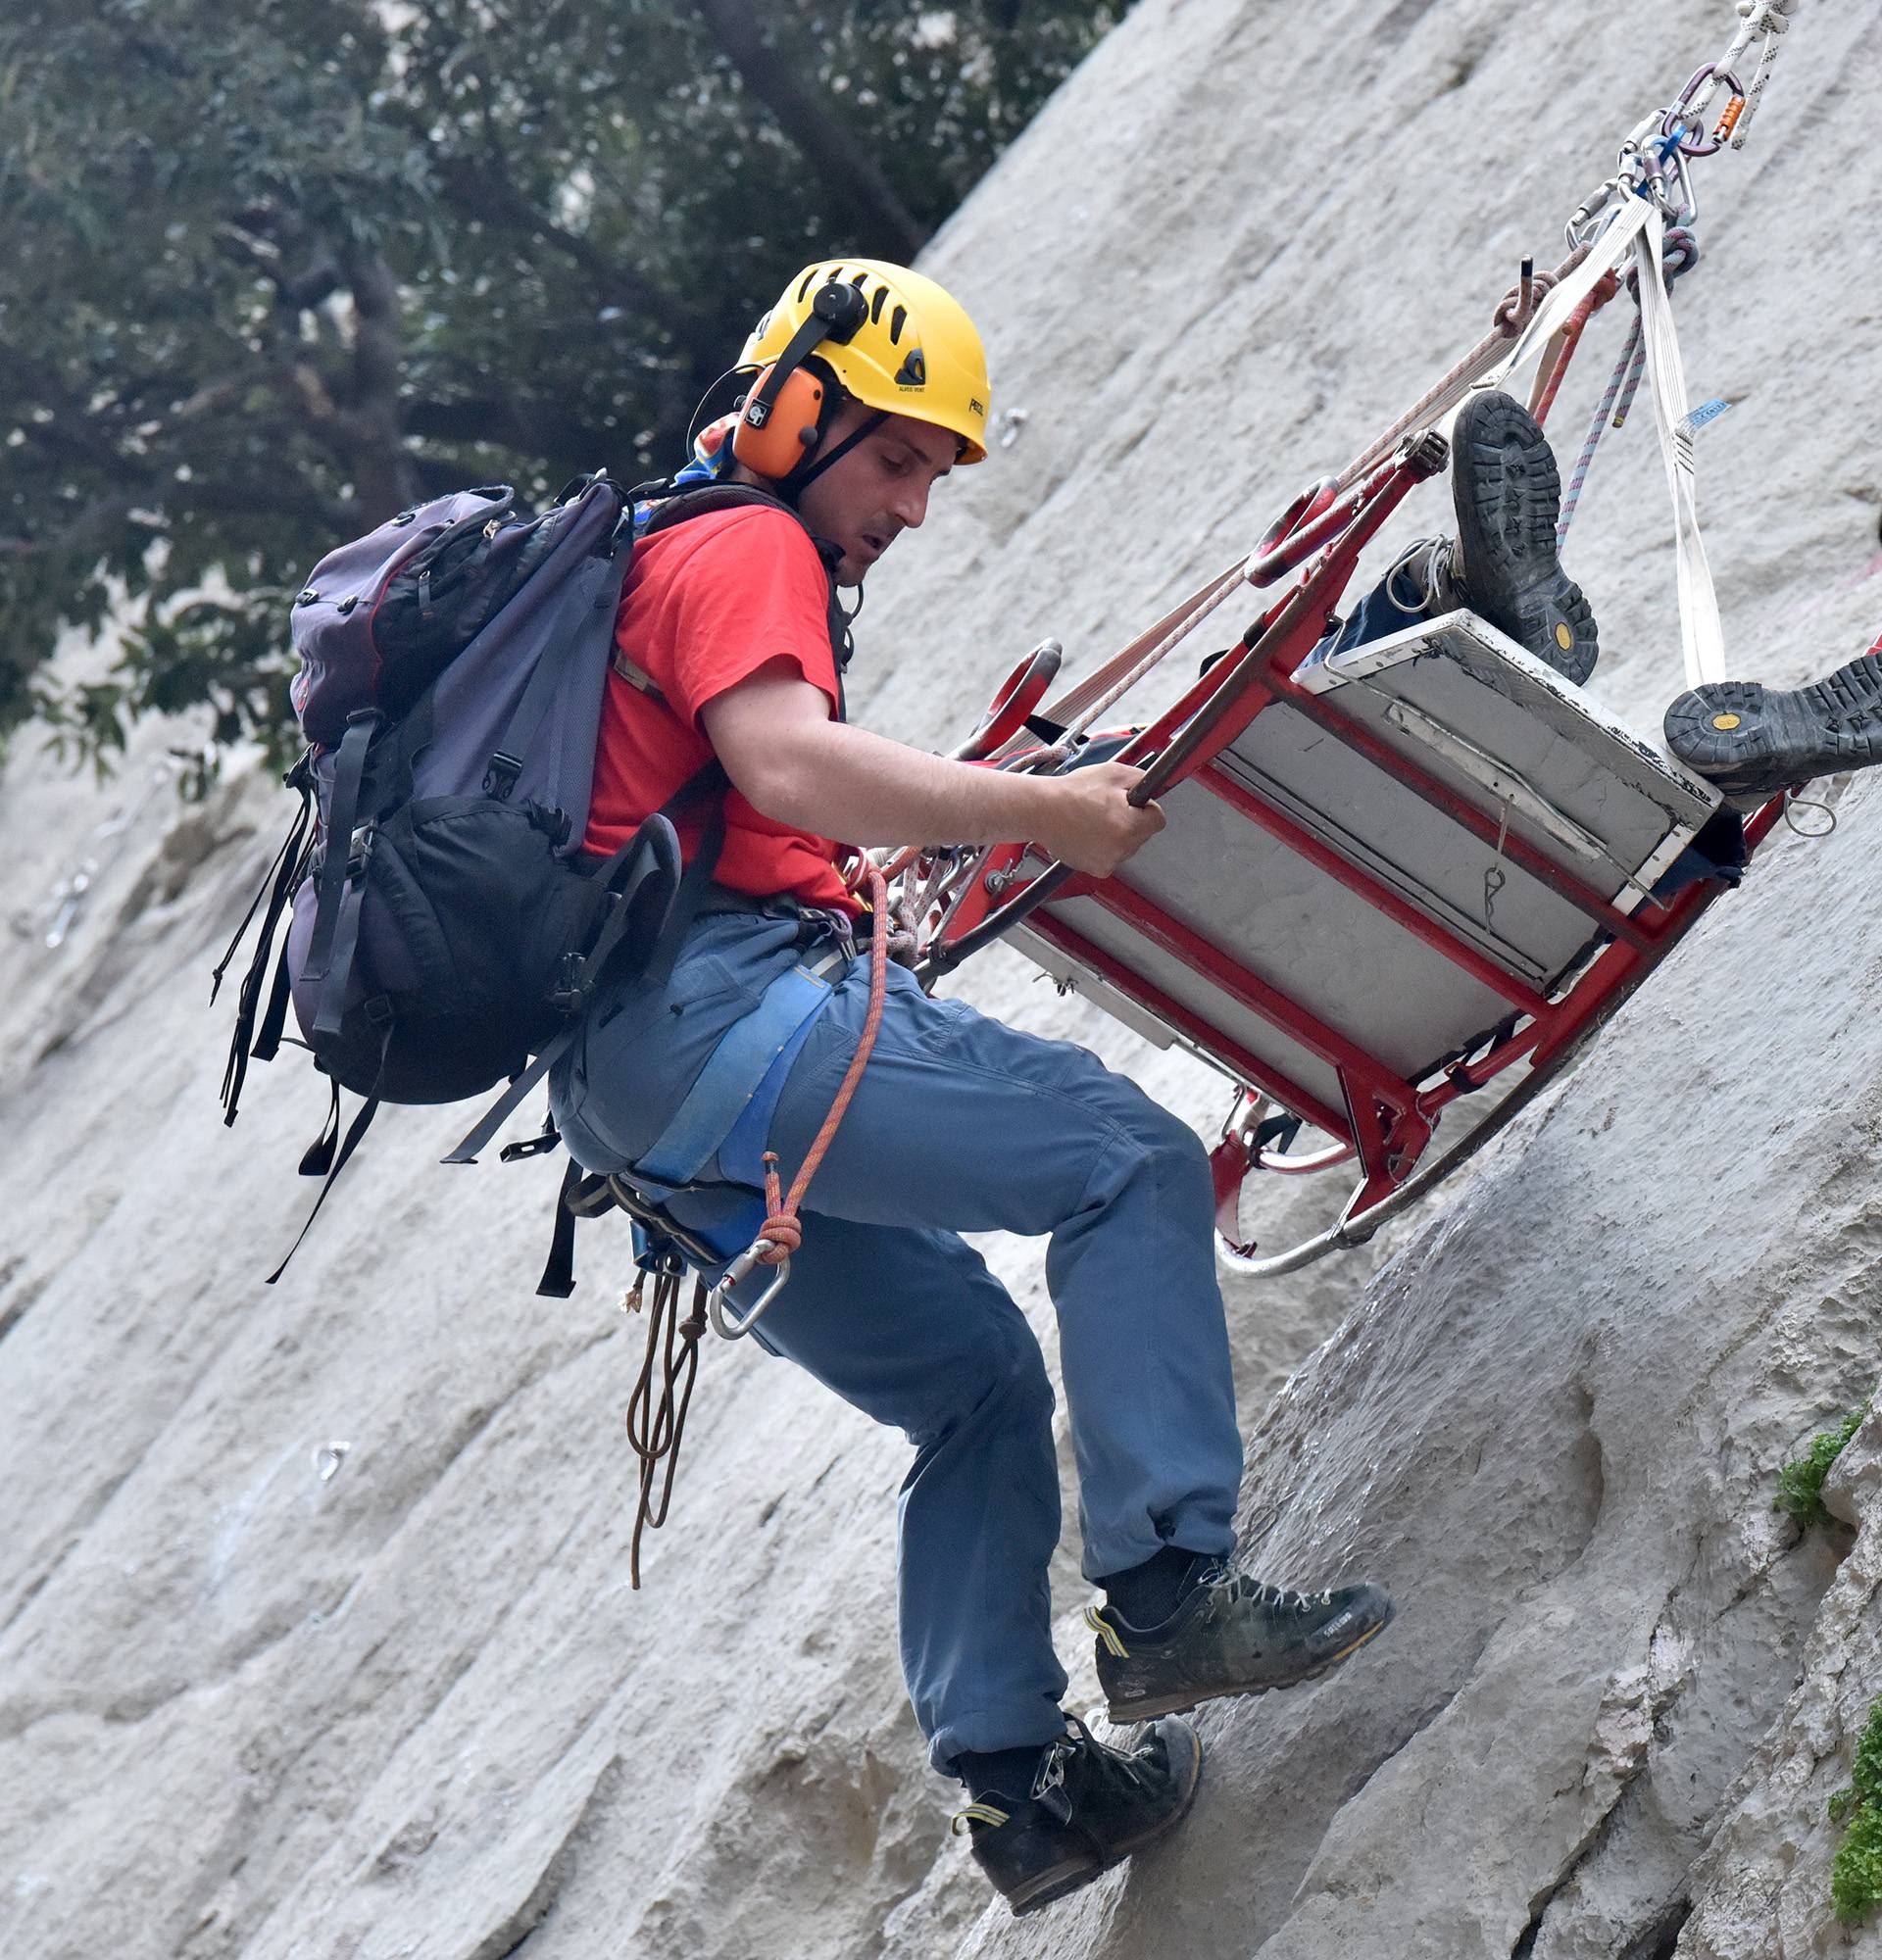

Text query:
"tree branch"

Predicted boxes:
[[0, 494, 136, 560], [425, 148, 693, 343], [687, 0, 928, 261], [333, 242, 419, 520]]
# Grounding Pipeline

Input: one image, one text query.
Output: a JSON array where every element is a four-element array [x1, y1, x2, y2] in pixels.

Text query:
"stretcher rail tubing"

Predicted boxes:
[[918, 438, 1441, 982], [704, 860, 893, 1338], [1215, 794, 1788, 1276]]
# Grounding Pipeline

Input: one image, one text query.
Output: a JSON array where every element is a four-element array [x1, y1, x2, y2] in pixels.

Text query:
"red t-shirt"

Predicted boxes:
[[583, 504, 860, 915]]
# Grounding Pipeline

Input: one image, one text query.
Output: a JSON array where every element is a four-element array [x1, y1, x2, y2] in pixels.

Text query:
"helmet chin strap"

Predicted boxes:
[[784, 406, 889, 500]]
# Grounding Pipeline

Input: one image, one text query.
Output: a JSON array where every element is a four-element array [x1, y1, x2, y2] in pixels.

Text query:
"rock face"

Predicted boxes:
[[3, 1, 1881, 1956]]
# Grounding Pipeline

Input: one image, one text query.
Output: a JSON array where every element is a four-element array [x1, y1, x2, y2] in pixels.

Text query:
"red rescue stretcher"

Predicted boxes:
[[887, 12, 1831, 1272], [902, 431, 1784, 1275]]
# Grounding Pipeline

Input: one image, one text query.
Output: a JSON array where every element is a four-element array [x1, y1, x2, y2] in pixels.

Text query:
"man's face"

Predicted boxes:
[[795, 404, 958, 586]]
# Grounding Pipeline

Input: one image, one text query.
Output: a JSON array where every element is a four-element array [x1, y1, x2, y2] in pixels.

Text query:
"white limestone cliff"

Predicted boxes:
[[4, 2, 1881, 1955]]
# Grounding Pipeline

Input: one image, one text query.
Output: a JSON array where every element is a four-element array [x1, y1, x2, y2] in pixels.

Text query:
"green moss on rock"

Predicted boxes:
[[1830, 1702, 1882, 1927], [1775, 1406, 1865, 1528]]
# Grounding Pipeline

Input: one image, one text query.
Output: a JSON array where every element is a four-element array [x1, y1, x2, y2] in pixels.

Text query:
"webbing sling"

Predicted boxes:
[[531, 946, 846, 1297], [301, 708, 379, 1040], [637, 952, 844, 1188]]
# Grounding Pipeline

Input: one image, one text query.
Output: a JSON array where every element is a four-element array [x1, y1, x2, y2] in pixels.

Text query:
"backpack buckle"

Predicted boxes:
[[346, 821, 376, 878], [549, 950, 587, 1013], [499, 1112, 562, 1162], [483, 751, 522, 799]]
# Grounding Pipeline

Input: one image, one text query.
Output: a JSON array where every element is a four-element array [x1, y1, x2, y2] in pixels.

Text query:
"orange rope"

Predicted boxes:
[[754, 861, 892, 1265]]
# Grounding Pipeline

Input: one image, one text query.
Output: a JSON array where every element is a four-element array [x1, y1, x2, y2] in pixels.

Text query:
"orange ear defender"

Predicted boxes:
[[729, 278, 872, 482], [731, 362, 828, 478]]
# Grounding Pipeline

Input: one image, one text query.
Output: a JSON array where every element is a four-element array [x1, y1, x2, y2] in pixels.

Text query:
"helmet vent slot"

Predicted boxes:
[[797, 270, 818, 303], [870, 285, 889, 323], [890, 304, 908, 343]]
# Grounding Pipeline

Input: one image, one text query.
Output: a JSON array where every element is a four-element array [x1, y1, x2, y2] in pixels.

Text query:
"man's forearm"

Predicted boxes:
[[737, 715, 1060, 850], [701, 669, 1162, 874]]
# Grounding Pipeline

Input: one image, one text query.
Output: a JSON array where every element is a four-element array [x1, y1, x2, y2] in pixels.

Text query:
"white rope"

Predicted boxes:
[[1730, 9, 1792, 148], [1684, 0, 1797, 140]]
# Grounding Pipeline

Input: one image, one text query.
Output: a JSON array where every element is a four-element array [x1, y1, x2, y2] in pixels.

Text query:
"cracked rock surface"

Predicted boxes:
[[4, 1, 1882, 1956]]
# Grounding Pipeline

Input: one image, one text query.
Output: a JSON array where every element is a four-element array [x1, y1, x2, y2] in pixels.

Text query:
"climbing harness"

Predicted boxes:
[[885, 0, 1834, 1278], [703, 860, 894, 1336], [568, 858, 894, 1584]]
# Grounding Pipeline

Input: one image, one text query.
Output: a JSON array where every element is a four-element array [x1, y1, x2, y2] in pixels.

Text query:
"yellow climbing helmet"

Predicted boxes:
[[740, 258, 991, 466]]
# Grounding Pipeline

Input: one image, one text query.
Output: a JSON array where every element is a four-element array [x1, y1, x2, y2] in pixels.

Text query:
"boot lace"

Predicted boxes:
[[1035, 1713, 1161, 1806], [1196, 1558, 1335, 1617], [949, 1715, 1162, 1837]]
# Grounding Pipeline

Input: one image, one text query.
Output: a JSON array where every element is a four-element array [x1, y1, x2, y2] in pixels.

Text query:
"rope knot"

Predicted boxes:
[[1492, 266, 1559, 337], [757, 1214, 803, 1263]]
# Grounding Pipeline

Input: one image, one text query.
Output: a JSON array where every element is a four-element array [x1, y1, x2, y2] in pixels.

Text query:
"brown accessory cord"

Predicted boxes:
[[625, 1265, 708, 1588], [623, 859, 891, 1585], [1526, 271, 1621, 429]]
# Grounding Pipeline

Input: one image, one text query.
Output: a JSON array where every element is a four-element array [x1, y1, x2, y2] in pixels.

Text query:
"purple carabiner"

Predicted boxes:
[[1662, 63, 1744, 158]]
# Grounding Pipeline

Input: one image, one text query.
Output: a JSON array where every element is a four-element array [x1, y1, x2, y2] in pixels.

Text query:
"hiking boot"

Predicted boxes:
[[951, 1714, 1203, 1917], [1663, 651, 1882, 802], [1447, 390, 1599, 685], [1087, 1560, 1393, 1722]]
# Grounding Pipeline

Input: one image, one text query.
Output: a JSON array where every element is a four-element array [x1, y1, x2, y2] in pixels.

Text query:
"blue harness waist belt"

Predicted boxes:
[[623, 953, 845, 1264]]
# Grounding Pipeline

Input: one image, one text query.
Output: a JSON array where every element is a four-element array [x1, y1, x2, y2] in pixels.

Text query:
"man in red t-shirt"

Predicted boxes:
[[552, 259, 1392, 1917]]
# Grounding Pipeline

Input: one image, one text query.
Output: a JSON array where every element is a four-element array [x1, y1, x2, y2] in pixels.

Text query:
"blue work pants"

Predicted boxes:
[[552, 912, 1244, 1769]]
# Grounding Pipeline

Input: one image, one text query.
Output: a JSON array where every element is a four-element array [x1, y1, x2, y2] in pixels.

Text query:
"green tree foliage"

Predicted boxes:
[[1, 0, 1118, 765]]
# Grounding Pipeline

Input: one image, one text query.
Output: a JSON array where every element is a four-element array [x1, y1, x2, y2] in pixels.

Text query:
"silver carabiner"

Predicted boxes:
[[706, 1239, 792, 1340]]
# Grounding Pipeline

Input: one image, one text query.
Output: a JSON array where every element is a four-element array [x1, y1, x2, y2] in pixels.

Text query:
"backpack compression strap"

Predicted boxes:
[[439, 760, 727, 1172]]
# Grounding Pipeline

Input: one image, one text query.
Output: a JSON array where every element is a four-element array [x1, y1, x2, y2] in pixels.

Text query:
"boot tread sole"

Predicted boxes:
[[1665, 653, 1882, 791], [1453, 395, 1597, 685]]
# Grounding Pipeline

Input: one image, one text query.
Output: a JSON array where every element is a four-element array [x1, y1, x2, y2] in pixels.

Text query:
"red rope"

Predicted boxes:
[[754, 860, 892, 1265], [1336, 246, 1590, 493], [1528, 273, 1620, 430]]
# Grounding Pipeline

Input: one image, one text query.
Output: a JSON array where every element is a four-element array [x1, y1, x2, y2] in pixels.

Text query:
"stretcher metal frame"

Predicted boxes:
[[914, 432, 1784, 1275]]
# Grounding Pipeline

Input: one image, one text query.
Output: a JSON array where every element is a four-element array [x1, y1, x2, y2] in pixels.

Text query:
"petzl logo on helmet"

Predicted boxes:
[[895, 348, 926, 388], [969, 397, 986, 417]]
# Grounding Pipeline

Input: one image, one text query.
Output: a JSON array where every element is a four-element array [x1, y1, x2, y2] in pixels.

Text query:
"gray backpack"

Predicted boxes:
[[214, 472, 843, 1283]]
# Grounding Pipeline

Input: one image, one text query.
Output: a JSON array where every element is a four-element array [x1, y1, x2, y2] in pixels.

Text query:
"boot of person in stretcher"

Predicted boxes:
[[1309, 391, 1882, 808]]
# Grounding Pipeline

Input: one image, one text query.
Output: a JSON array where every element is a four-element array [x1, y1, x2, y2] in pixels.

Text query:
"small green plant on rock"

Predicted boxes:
[[1775, 1405, 1867, 1528], [1830, 1699, 1882, 1926]]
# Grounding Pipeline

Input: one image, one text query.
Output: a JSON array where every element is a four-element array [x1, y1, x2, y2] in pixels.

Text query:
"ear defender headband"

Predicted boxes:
[[732, 279, 876, 484]]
